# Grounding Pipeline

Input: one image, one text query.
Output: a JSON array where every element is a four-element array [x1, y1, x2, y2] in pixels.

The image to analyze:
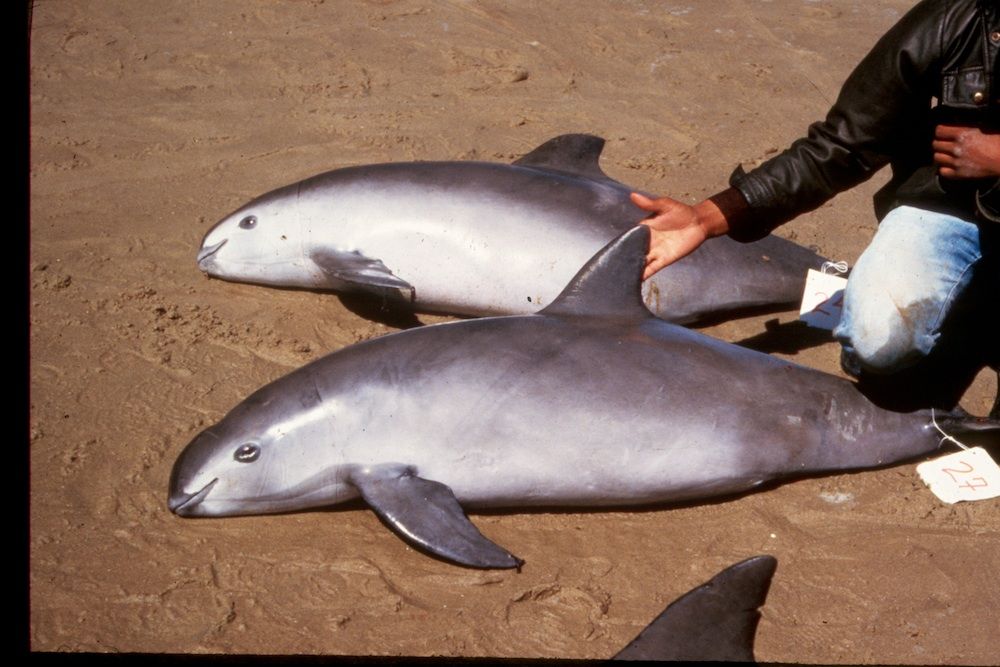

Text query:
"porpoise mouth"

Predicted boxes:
[[197, 239, 228, 267], [169, 478, 218, 516]]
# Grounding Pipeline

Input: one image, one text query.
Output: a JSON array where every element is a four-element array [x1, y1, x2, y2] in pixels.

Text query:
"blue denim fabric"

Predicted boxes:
[[834, 206, 986, 376]]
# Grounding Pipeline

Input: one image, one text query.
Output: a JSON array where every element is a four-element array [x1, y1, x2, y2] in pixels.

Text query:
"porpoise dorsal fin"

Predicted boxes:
[[539, 225, 653, 322], [512, 134, 614, 183], [613, 555, 777, 662]]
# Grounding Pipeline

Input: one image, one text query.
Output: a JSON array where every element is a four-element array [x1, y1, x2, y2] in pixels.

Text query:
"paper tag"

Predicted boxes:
[[799, 269, 847, 330], [916, 447, 1000, 504]]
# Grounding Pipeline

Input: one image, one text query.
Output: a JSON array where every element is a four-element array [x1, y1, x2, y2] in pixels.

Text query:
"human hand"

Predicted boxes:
[[933, 125, 1000, 179], [631, 193, 727, 279]]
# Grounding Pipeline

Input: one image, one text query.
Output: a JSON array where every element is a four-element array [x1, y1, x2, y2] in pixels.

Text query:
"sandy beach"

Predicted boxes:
[[30, 0, 998, 661]]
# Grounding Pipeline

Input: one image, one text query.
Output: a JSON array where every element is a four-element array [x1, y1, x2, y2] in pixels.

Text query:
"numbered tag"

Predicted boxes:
[[916, 447, 1000, 504], [799, 269, 847, 330]]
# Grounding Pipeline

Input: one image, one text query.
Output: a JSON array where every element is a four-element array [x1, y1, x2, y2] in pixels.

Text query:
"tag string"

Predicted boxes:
[[930, 408, 970, 450], [820, 260, 849, 275]]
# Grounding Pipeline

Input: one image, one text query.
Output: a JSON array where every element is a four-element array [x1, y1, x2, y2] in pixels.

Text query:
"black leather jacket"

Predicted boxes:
[[726, 0, 1000, 242]]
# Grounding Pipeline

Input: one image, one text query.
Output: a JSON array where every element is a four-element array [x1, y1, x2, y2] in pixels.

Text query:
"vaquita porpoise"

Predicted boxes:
[[197, 134, 825, 324], [170, 226, 999, 569], [613, 555, 776, 662]]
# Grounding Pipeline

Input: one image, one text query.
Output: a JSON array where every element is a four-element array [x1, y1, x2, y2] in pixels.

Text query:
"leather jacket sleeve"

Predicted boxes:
[[725, 0, 995, 242]]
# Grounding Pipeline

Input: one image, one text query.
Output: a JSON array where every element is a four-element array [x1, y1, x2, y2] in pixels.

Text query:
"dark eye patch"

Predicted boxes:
[[239, 215, 258, 229], [234, 443, 260, 463]]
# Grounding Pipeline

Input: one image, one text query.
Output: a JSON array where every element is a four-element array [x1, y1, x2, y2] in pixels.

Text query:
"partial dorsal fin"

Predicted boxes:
[[613, 555, 777, 662], [512, 134, 613, 182], [539, 225, 652, 322]]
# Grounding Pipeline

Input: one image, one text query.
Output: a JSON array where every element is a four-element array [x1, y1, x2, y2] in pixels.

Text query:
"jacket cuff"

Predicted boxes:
[[724, 165, 783, 242]]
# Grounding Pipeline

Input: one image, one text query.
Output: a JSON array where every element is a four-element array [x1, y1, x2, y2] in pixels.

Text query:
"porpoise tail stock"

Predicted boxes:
[[197, 134, 826, 324], [613, 555, 777, 662], [170, 226, 1000, 568]]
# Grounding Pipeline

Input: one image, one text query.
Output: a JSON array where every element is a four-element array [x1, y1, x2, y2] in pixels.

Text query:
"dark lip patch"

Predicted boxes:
[[168, 478, 218, 515], [197, 239, 228, 266]]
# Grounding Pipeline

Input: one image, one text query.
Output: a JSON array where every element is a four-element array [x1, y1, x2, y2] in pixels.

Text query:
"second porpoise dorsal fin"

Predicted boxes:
[[512, 134, 615, 183], [539, 225, 653, 322], [348, 466, 523, 570], [613, 555, 778, 662]]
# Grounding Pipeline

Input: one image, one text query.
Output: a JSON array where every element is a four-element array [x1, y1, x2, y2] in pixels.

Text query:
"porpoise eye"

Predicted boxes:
[[238, 215, 258, 230], [234, 444, 260, 463]]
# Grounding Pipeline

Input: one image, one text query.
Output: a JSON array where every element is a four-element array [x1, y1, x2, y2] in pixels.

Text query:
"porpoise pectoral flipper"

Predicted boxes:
[[613, 555, 777, 662], [310, 248, 415, 306], [349, 467, 523, 569]]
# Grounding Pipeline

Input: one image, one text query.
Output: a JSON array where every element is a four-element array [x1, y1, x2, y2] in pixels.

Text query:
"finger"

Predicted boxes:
[[643, 237, 682, 277], [933, 151, 957, 167], [938, 166, 958, 179], [643, 255, 670, 281], [629, 192, 655, 209], [934, 124, 963, 140], [630, 192, 677, 214], [931, 139, 956, 154]]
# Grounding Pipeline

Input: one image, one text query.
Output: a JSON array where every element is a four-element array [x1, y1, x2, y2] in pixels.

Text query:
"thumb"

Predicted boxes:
[[630, 192, 679, 214]]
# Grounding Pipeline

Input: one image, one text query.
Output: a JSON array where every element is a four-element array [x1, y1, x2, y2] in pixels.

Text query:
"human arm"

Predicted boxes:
[[635, 2, 947, 277], [704, 1, 950, 241]]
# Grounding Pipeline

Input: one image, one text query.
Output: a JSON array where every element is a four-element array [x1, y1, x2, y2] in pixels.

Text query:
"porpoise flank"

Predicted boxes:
[[197, 134, 824, 324], [613, 555, 776, 662], [170, 226, 999, 569]]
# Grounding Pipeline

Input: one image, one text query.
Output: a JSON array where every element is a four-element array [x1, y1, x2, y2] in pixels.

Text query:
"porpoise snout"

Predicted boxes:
[[197, 238, 227, 270], [168, 478, 218, 516], [168, 427, 225, 516]]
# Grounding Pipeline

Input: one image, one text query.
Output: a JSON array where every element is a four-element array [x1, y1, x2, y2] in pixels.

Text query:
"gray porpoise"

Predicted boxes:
[[170, 226, 997, 568], [197, 134, 825, 324]]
